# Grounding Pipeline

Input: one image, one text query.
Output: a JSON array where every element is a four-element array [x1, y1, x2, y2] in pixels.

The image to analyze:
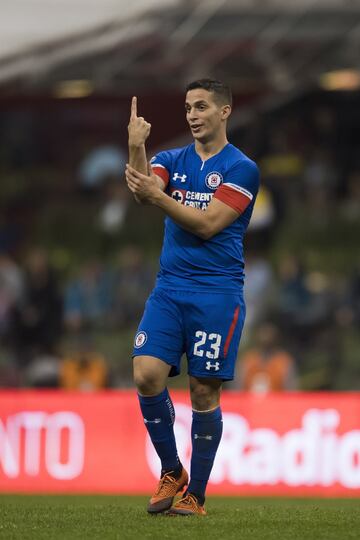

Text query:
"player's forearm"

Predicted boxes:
[[128, 145, 149, 203], [153, 191, 210, 239], [128, 143, 148, 175]]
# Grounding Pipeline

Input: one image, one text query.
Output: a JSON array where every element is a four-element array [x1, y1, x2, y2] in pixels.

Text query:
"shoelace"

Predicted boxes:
[[154, 473, 178, 496], [177, 494, 198, 508]]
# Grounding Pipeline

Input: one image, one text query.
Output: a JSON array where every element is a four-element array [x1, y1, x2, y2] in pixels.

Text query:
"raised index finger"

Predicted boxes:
[[130, 96, 137, 119]]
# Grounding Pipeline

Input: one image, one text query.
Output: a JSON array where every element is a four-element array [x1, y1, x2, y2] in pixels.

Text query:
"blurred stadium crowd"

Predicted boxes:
[[0, 89, 359, 391]]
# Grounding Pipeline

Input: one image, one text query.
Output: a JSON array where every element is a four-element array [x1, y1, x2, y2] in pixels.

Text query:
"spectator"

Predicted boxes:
[[243, 250, 274, 334], [276, 256, 331, 333], [335, 257, 360, 329], [113, 245, 155, 327], [9, 247, 63, 368], [302, 147, 338, 222], [60, 350, 108, 391], [78, 144, 126, 190], [236, 322, 297, 393], [246, 185, 277, 249], [97, 179, 129, 234], [64, 259, 115, 332], [0, 253, 24, 338], [260, 128, 304, 217], [276, 255, 312, 326], [340, 169, 360, 222], [0, 212, 22, 255]]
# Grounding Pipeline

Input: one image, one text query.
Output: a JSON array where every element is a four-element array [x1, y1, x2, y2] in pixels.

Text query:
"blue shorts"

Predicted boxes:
[[132, 287, 246, 381]]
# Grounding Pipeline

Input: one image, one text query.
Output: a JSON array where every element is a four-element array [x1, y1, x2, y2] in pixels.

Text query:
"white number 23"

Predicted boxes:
[[193, 331, 222, 360]]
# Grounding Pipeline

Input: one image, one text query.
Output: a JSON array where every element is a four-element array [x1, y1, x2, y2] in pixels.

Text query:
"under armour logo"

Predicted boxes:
[[194, 434, 213, 440], [206, 361, 220, 371], [144, 418, 161, 424], [173, 172, 187, 182]]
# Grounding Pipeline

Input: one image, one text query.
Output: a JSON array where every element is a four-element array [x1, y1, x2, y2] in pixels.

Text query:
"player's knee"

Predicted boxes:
[[133, 370, 158, 395], [190, 379, 221, 411], [133, 356, 171, 395], [133, 363, 164, 395], [191, 392, 217, 411]]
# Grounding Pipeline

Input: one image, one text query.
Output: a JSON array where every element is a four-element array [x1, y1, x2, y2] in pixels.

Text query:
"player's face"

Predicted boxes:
[[185, 89, 228, 143]]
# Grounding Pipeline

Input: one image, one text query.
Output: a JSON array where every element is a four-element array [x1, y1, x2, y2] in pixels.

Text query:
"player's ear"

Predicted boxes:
[[221, 105, 231, 120]]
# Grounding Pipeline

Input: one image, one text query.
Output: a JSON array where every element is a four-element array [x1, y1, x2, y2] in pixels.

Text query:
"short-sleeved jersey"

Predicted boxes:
[[151, 142, 259, 293]]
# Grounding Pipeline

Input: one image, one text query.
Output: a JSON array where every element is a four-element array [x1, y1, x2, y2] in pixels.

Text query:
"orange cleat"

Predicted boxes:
[[147, 468, 188, 514], [168, 492, 206, 516]]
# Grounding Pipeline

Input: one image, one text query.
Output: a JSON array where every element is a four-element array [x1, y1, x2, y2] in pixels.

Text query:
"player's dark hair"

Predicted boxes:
[[186, 78, 232, 107]]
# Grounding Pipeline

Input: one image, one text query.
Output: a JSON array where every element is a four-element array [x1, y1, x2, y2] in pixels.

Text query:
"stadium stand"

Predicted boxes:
[[0, 1, 359, 390]]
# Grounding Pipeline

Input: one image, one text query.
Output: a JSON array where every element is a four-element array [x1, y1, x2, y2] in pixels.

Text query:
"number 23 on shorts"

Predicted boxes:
[[193, 331, 222, 359]]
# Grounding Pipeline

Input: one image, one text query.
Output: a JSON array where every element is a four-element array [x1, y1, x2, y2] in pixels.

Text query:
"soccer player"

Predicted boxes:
[[126, 79, 259, 516]]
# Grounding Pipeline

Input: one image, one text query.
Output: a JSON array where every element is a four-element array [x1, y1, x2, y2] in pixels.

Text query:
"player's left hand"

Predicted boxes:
[[125, 162, 160, 204]]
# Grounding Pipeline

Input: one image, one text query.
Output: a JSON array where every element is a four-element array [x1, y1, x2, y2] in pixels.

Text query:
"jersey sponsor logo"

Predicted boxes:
[[172, 172, 187, 183], [171, 189, 185, 203], [205, 171, 223, 190], [184, 191, 213, 210], [170, 188, 213, 209], [134, 331, 147, 348]]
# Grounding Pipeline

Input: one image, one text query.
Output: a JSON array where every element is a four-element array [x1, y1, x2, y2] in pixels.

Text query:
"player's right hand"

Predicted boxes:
[[128, 96, 151, 146]]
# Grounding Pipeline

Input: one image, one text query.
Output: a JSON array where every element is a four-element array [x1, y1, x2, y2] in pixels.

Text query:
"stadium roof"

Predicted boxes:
[[1, 0, 360, 96]]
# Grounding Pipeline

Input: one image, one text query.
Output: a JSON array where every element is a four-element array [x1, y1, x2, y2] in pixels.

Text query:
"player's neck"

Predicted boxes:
[[194, 136, 229, 161]]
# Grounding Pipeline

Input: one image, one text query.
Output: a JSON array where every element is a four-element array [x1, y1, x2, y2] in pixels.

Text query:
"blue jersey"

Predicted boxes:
[[151, 142, 259, 293]]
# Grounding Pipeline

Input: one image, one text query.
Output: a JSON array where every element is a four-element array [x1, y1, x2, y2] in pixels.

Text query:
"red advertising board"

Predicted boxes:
[[0, 390, 359, 496]]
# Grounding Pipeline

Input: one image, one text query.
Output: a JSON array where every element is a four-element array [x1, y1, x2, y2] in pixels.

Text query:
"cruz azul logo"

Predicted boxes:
[[134, 331, 147, 348], [172, 172, 187, 183], [205, 171, 223, 189]]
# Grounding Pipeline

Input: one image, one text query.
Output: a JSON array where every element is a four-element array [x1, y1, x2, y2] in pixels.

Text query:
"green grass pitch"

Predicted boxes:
[[0, 495, 359, 540]]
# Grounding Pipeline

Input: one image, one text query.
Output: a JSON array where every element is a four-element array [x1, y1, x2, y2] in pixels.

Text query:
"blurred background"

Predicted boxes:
[[0, 0, 359, 392]]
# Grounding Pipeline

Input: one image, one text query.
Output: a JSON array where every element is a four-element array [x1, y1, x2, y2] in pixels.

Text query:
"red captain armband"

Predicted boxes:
[[152, 165, 170, 188], [214, 184, 253, 214]]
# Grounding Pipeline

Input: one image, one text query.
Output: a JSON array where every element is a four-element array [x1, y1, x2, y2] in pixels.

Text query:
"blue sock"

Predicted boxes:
[[188, 407, 223, 503], [138, 388, 180, 473]]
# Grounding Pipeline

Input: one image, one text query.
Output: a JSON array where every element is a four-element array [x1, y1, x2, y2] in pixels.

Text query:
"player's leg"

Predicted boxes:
[[169, 291, 245, 515], [168, 377, 222, 515], [188, 376, 223, 504], [132, 289, 188, 513], [134, 355, 181, 475]]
